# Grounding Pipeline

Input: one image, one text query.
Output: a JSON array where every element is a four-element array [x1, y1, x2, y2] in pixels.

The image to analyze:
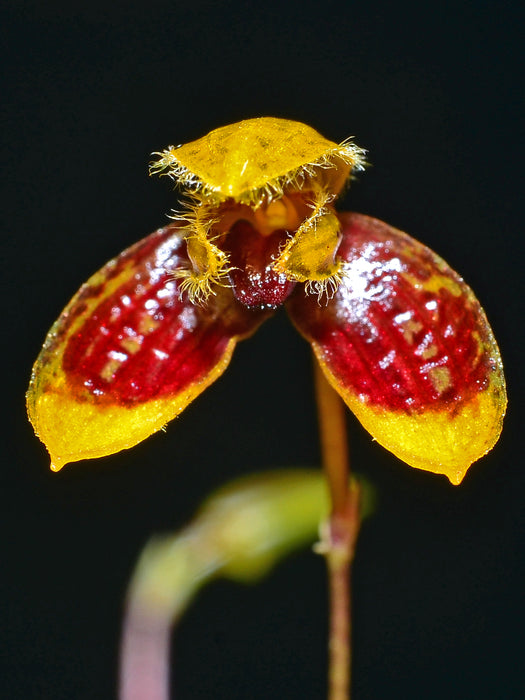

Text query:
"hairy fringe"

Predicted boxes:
[[149, 139, 367, 207]]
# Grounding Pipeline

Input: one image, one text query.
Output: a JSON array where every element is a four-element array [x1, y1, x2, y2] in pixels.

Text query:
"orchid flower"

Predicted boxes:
[[27, 118, 506, 484]]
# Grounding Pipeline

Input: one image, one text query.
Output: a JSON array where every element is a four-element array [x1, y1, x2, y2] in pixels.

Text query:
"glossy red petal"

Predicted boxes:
[[27, 224, 270, 470], [287, 213, 506, 483]]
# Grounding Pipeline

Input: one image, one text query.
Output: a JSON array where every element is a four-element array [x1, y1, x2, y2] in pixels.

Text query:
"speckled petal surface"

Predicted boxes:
[[27, 224, 270, 470], [287, 213, 506, 483]]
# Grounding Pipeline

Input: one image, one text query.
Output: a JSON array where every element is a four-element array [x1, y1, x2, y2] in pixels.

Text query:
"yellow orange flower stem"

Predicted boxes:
[[314, 358, 361, 700]]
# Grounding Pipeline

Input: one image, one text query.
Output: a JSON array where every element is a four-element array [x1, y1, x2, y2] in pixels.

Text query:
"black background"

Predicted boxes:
[[2, 1, 523, 698]]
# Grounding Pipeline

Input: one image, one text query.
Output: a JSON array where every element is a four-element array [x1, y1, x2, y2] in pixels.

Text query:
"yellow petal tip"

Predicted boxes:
[[447, 469, 467, 486], [50, 458, 66, 473]]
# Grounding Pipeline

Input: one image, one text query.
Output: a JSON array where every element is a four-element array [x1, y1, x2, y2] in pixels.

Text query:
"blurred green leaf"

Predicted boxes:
[[126, 468, 374, 623]]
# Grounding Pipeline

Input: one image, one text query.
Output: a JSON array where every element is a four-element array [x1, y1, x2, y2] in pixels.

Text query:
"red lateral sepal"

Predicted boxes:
[[27, 224, 270, 469], [288, 213, 506, 483]]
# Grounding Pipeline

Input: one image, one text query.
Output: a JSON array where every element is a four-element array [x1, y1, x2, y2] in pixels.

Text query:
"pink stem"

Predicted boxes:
[[119, 601, 171, 700]]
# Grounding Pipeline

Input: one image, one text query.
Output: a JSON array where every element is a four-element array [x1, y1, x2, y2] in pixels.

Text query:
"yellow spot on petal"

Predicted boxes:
[[403, 272, 463, 297], [402, 319, 423, 344], [121, 336, 143, 354], [138, 315, 160, 334], [428, 366, 452, 395], [419, 343, 438, 360], [100, 357, 124, 382]]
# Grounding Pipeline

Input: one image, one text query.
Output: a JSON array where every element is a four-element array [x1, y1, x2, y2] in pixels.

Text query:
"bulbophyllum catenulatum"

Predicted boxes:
[[27, 117, 506, 484]]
